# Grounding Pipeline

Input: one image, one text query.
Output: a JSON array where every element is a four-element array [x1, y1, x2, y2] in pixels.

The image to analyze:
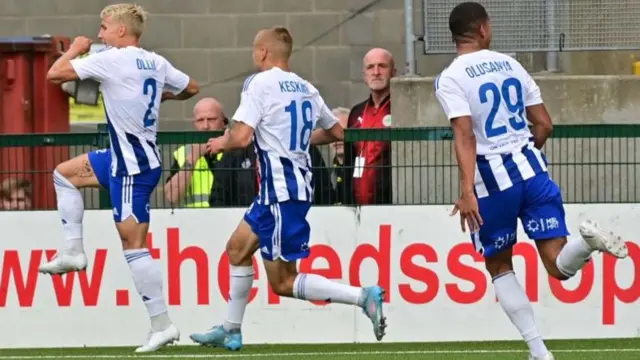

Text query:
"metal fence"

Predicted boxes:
[[0, 125, 637, 211], [421, 0, 640, 54], [389, 125, 640, 204]]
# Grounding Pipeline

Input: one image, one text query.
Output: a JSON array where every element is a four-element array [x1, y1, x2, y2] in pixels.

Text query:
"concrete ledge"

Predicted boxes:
[[391, 75, 640, 127]]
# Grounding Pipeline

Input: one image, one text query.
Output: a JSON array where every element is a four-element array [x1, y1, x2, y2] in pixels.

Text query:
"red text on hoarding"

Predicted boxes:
[[0, 225, 637, 325]]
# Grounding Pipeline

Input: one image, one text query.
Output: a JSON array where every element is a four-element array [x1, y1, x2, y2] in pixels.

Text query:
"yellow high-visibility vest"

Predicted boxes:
[[173, 145, 222, 208]]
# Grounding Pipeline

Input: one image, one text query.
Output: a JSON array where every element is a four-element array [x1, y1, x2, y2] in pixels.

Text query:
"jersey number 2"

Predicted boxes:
[[479, 77, 526, 138], [285, 100, 313, 152], [142, 78, 157, 128]]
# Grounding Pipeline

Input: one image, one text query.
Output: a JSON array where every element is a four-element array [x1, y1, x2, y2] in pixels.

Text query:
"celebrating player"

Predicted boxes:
[[434, 3, 628, 360], [189, 26, 387, 350], [40, 3, 199, 352]]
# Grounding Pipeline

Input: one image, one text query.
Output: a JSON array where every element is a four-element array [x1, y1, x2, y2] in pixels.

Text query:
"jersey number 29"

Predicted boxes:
[[285, 100, 313, 152], [142, 78, 157, 128], [479, 77, 526, 138]]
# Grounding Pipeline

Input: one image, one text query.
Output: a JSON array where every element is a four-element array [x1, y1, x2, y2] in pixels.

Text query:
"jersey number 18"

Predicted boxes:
[[479, 77, 526, 138], [285, 100, 313, 152]]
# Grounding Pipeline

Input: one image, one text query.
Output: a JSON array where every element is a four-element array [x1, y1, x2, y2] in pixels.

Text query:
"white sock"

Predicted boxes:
[[292, 273, 363, 306], [494, 271, 549, 358], [556, 236, 594, 277], [53, 170, 84, 256], [223, 265, 254, 332], [124, 249, 171, 332]]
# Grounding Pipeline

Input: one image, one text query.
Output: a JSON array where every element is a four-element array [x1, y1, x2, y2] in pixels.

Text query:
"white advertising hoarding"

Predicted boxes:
[[0, 205, 638, 348]]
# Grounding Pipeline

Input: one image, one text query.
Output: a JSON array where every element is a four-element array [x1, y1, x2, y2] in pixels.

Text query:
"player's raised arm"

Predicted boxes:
[[522, 74, 553, 149], [47, 36, 102, 84]]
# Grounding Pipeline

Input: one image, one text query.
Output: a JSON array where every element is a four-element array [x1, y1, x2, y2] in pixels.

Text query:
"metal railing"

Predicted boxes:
[[421, 0, 640, 54], [385, 125, 640, 204], [410, 0, 640, 73], [0, 125, 637, 211]]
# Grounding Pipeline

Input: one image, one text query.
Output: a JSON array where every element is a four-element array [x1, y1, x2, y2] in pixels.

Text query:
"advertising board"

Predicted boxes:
[[0, 205, 637, 348]]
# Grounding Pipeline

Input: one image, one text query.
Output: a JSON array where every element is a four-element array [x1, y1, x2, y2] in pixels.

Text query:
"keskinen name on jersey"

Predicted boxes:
[[232, 67, 338, 205], [279, 80, 309, 94]]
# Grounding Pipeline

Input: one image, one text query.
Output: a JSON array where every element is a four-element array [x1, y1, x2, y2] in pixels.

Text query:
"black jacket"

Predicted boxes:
[[209, 145, 257, 207], [309, 145, 335, 205], [209, 144, 334, 207]]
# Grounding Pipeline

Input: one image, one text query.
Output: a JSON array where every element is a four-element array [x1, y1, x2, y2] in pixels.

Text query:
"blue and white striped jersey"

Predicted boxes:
[[232, 67, 338, 205], [434, 50, 548, 198], [70, 47, 189, 176]]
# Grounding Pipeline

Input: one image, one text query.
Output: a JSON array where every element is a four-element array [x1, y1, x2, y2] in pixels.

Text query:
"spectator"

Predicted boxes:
[[0, 178, 32, 210], [342, 48, 395, 205], [208, 140, 257, 207], [329, 107, 350, 204], [164, 97, 227, 207], [207, 141, 332, 206], [309, 144, 335, 205]]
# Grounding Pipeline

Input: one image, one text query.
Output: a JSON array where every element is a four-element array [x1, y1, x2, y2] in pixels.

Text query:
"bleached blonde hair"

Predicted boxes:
[[100, 3, 148, 38]]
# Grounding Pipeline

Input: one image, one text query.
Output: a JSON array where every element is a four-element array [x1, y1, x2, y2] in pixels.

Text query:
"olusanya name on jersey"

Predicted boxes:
[[464, 60, 513, 78]]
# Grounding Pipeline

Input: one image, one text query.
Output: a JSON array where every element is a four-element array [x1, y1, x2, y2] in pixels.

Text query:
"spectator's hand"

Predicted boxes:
[[332, 141, 345, 155], [70, 36, 93, 55], [186, 144, 207, 165], [206, 137, 224, 154], [206, 130, 230, 154]]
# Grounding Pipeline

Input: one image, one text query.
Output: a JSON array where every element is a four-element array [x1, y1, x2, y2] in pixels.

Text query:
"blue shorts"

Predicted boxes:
[[88, 148, 160, 224], [88, 149, 111, 190], [244, 199, 312, 262], [473, 172, 570, 258]]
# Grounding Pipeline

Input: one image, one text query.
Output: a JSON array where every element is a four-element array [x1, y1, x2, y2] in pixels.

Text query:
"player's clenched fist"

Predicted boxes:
[[70, 36, 93, 55]]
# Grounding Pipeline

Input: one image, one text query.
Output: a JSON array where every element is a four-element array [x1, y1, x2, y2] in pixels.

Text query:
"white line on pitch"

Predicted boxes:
[[0, 348, 640, 359]]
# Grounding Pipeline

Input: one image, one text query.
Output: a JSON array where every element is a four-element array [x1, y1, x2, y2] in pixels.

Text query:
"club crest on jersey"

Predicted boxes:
[[382, 115, 392, 127]]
